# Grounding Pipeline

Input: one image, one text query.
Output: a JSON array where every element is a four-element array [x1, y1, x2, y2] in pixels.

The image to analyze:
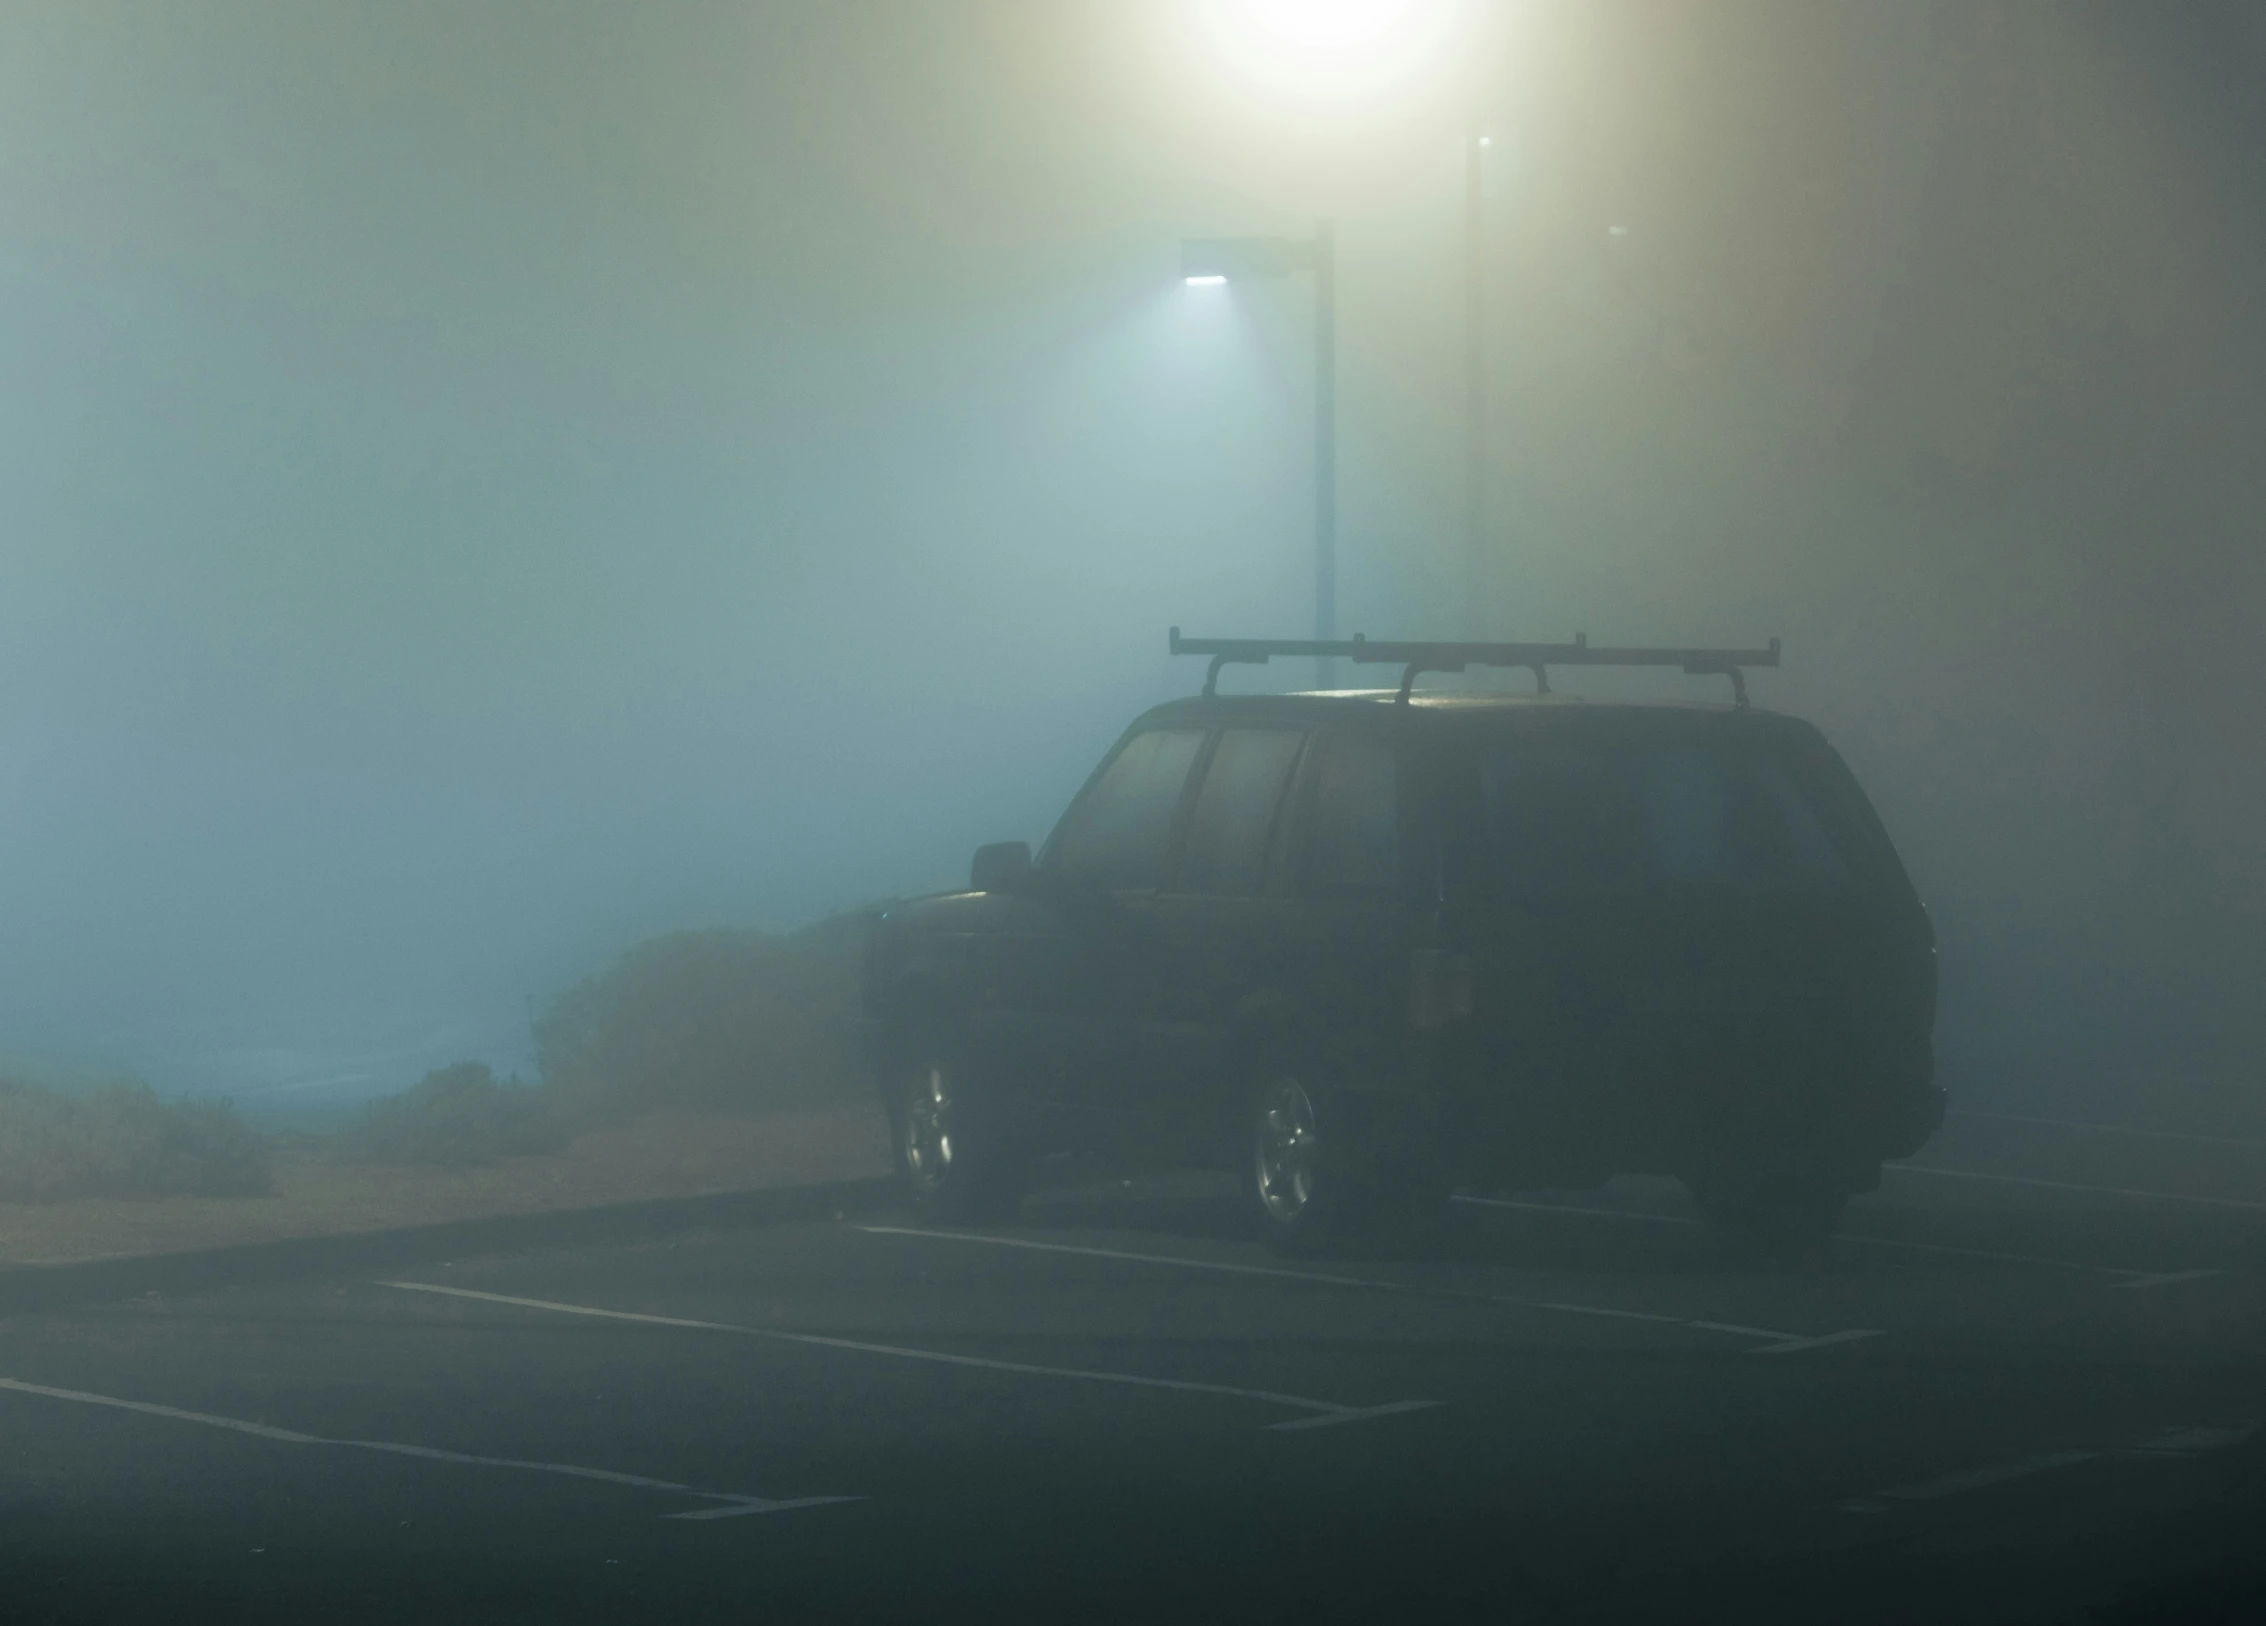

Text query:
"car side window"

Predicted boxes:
[[1177, 729, 1305, 896], [1048, 727, 1206, 892], [1304, 731, 1399, 900]]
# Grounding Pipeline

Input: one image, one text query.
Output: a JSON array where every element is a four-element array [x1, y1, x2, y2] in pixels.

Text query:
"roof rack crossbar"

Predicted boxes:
[[1169, 629, 1781, 708]]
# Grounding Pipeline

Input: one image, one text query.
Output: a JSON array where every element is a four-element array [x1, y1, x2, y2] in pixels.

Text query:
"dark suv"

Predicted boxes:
[[863, 632, 1942, 1254]]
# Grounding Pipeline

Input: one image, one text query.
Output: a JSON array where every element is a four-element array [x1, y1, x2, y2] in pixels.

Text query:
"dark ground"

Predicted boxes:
[[1, 1109, 2261, 1624]]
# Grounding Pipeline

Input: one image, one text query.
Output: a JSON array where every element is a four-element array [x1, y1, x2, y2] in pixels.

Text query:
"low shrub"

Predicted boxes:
[[532, 917, 874, 1114], [332, 1062, 569, 1168], [327, 912, 880, 1169], [0, 1077, 272, 1203]]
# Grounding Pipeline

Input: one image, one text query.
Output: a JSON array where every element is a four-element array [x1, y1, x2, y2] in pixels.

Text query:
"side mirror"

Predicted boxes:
[[970, 841, 1033, 893]]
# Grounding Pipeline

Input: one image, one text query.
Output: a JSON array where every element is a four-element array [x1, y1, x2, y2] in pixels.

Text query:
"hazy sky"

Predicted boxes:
[[1, 2, 2261, 1108]]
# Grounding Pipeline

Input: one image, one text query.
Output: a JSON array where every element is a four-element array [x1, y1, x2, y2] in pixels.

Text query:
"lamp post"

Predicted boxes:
[[1465, 127, 1489, 643], [1180, 224, 1338, 690]]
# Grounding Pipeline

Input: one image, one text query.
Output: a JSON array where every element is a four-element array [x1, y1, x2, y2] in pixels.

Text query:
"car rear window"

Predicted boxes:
[[1476, 735, 1858, 893]]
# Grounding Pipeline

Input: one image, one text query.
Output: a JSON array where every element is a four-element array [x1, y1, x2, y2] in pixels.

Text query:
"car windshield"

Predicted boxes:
[[1473, 733, 1856, 894]]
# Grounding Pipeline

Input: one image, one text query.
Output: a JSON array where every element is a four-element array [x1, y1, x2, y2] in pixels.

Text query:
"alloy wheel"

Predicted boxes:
[[903, 1062, 954, 1194], [1254, 1077, 1319, 1222]]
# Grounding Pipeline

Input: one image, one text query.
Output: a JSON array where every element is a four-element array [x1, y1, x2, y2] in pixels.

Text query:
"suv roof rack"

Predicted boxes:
[[1168, 629, 1782, 709]]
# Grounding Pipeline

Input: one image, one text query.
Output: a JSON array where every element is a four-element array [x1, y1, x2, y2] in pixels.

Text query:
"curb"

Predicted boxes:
[[0, 1176, 901, 1318]]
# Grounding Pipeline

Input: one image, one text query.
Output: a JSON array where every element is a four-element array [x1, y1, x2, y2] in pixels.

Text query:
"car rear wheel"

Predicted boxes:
[[891, 1035, 1027, 1224], [1250, 1070, 1341, 1254], [1246, 1053, 1445, 1256]]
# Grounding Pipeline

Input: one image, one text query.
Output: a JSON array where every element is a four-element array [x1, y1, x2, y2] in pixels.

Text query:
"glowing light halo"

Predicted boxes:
[[1186, 0, 1468, 112]]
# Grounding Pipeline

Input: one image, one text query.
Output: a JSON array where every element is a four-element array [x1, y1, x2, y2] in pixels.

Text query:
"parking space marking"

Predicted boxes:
[[1836, 1449, 2100, 1512], [1451, 1194, 2224, 1288], [2113, 1268, 2225, 1291], [1453, 1195, 1695, 1227], [0, 1375, 852, 1520], [1269, 1401, 1443, 1432], [857, 1227, 1386, 1289], [1949, 1108, 2266, 1152], [1830, 1230, 2219, 1288], [857, 1225, 1875, 1356], [379, 1280, 1434, 1431], [1831, 1233, 2134, 1279], [1884, 1163, 2266, 1212], [2123, 1423, 2257, 1457], [1748, 1329, 1882, 1355], [1835, 1422, 2257, 1515]]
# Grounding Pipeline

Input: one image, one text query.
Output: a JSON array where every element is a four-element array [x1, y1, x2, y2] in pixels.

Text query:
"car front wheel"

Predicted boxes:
[[891, 1037, 1027, 1224]]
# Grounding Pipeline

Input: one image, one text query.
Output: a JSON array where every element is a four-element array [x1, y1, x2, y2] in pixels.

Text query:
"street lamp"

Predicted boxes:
[[1180, 224, 1338, 689], [1464, 125, 1489, 643]]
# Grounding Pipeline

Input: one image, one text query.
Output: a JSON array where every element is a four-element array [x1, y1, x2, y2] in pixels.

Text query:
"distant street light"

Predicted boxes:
[[1180, 224, 1338, 689]]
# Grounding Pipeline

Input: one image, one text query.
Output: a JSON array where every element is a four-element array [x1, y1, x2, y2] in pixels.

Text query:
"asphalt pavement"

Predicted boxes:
[[2, 1107, 2261, 1624]]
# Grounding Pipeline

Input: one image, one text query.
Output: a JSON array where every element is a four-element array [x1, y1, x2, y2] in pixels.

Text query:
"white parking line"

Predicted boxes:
[[1452, 1195, 1696, 1228], [1749, 1329, 1881, 1356], [1832, 1232, 2123, 1277], [1836, 1422, 2257, 1514], [2124, 1423, 2257, 1456], [858, 1228, 1388, 1289], [379, 1280, 1433, 1432], [1885, 1163, 2266, 1212], [2113, 1269, 2225, 1291], [1950, 1108, 2266, 1152], [1827, 1231, 2219, 1289], [857, 1224, 1876, 1356], [1451, 1194, 2223, 1288], [0, 1375, 850, 1521], [1269, 1401, 1445, 1432], [1836, 1449, 2100, 1512]]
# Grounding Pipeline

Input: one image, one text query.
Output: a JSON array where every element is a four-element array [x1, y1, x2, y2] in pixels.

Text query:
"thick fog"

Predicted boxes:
[[0, 1, 2260, 1121]]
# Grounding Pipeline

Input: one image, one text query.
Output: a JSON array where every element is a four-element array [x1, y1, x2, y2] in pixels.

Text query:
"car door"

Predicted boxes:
[[1277, 726, 1417, 1069], [1138, 726, 1311, 1153], [993, 724, 1206, 1144]]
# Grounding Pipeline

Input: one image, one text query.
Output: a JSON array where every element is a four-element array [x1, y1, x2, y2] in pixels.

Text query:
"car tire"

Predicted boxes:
[[1248, 1063, 1338, 1255], [889, 1029, 1028, 1225], [1248, 1045, 1423, 1257]]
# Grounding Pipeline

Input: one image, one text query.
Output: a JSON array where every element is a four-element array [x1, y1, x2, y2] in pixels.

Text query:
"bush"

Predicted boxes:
[[325, 912, 880, 1170], [332, 1062, 569, 1168], [532, 919, 872, 1115], [0, 1077, 271, 1203]]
